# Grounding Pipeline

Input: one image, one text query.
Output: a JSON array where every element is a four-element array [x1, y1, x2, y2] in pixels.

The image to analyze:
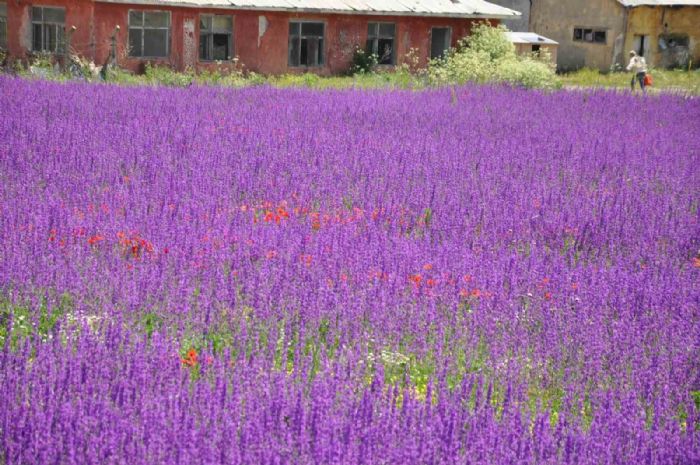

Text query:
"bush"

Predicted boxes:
[[350, 47, 378, 75], [143, 63, 194, 87], [429, 22, 560, 89], [465, 22, 516, 62]]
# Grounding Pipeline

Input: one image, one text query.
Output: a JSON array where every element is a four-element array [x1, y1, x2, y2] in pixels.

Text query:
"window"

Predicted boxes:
[[430, 27, 451, 59], [288, 21, 324, 67], [573, 27, 606, 44], [31, 6, 65, 53], [200, 15, 233, 61], [366, 23, 395, 65], [658, 33, 689, 51], [128, 10, 170, 58], [0, 3, 7, 50]]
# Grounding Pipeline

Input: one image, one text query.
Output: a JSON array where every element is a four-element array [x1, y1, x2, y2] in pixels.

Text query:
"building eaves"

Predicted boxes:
[[505, 32, 557, 45], [95, 0, 521, 18]]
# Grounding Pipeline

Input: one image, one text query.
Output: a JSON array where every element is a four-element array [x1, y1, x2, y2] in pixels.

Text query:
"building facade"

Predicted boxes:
[[622, 2, 700, 69], [529, 0, 627, 71], [0, 0, 518, 74], [529, 0, 700, 71]]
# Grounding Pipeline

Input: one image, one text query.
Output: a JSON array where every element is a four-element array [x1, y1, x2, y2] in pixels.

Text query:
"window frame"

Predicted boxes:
[[430, 26, 452, 60], [366, 22, 396, 65], [199, 14, 234, 62], [31, 6, 66, 54], [288, 20, 325, 68], [573, 27, 607, 45], [0, 3, 7, 50], [128, 10, 171, 59]]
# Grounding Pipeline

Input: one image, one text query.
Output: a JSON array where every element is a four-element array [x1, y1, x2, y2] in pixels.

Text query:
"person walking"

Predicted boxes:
[[626, 51, 648, 92]]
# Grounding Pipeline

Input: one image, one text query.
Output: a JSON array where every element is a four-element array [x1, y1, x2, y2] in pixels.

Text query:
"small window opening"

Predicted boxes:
[[288, 21, 324, 67], [366, 22, 395, 65], [128, 10, 170, 58], [31, 6, 66, 53], [200, 15, 233, 61], [0, 3, 7, 50]]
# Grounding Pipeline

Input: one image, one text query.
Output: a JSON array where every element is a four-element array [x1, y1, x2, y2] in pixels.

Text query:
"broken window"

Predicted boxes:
[[128, 10, 170, 58], [430, 27, 451, 60], [658, 33, 690, 68], [573, 27, 606, 44], [31, 6, 65, 53], [366, 23, 395, 65], [200, 14, 233, 61], [288, 21, 324, 67], [0, 3, 7, 50], [658, 33, 689, 51]]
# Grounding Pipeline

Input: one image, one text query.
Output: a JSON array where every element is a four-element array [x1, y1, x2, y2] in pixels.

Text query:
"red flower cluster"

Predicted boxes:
[[181, 348, 198, 367], [117, 231, 154, 259]]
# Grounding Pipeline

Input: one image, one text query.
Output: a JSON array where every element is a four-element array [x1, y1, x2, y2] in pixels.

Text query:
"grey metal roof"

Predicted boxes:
[[505, 32, 557, 45], [618, 0, 700, 6], [97, 0, 521, 18]]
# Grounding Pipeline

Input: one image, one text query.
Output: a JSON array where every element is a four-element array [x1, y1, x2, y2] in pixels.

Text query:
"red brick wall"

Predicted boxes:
[[6, 0, 498, 74]]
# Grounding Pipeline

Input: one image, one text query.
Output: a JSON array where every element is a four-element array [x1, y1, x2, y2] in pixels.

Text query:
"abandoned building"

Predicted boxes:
[[0, 0, 519, 74], [528, 0, 700, 71]]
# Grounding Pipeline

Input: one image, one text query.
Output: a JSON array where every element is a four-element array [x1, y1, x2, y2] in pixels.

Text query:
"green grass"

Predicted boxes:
[[560, 68, 700, 94], [12, 59, 700, 94]]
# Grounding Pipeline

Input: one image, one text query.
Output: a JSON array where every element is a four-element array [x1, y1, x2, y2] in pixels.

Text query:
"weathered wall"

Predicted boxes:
[[530, 0, 625, 71], [7, 0, 488, 74], [624, 6, 700, 69], [7, 0, 95, 61], [486, 0, 529, 32], [513, 42, 557, 63]]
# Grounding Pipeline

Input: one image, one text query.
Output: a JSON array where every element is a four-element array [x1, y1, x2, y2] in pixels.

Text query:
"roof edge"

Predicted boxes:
[[94, 0, 521, 18]]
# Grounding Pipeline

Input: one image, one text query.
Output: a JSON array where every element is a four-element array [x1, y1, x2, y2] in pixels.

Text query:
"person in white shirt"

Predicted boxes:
[[626, 50, 648, 92]]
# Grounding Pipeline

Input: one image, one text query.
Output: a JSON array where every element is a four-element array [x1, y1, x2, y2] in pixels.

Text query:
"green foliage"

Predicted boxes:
[[561, 67, 700, 94], [0, 292, 74, 349], [143, 63, 194, 87], [465, 22, 516, 62], [350, 47, 378, 75], [428, 22, 560, 89]]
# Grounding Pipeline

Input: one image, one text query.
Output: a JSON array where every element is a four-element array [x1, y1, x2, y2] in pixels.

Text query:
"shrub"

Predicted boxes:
[[350, 47, 378, 75], [143, 63, 194, 87], [465, 22, 516, 62], [429, 22, 560, 89]]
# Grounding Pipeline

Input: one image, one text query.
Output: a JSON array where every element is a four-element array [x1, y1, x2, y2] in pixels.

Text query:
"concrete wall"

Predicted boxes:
[[6, 0, 489, 74], [530, 0, 626, 71], [624, 6, 700, 69], [484, 0, 529, 32]]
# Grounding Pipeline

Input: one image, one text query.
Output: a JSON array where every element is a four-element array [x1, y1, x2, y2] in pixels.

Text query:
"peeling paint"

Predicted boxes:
[[258, 15, 268, 48], [183, 18, 196, 69], [613, 32, 624, 68]]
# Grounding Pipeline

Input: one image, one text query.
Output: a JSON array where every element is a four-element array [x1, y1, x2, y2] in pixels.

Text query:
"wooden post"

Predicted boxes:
[[111, 25, 120, 67]]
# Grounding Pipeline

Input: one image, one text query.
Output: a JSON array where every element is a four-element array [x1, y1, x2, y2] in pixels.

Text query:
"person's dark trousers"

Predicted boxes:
[[631, 72, 646, 91]]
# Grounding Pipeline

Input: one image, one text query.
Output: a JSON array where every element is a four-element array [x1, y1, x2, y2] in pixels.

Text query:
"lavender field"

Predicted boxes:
[[0, 77, 699, 464]]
